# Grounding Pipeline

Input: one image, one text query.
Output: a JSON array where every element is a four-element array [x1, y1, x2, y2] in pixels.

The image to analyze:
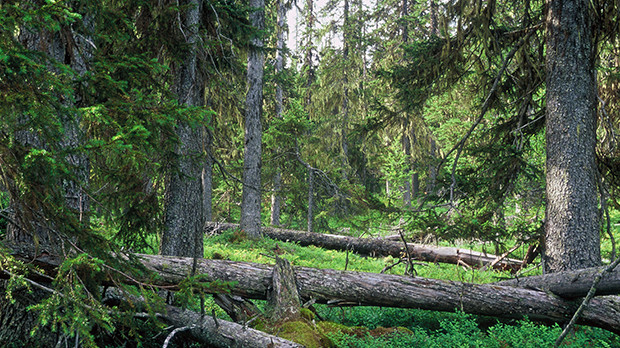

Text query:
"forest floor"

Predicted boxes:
[[177, 226, 620, 348]]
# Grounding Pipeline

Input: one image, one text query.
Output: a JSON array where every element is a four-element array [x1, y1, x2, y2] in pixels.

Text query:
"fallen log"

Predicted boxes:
[[137, 254, 620, 334], [496, 265, 620, 298], [102, 289, 302, 348], [205, 222, 523, 272], [11, 248, 620, 334], [160, 305, 303, 348]]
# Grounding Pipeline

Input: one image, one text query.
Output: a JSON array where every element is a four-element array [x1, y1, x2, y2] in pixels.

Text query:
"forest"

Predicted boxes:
[[1, 0, 620, 346]]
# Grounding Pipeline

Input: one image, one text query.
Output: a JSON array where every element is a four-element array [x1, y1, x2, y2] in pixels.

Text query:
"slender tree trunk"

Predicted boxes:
[[402, 134, 412, 207], [241, 0, 265, 239], [429, 0, 439, 37], [307, 170, 314, 232], [203, 129, 213, 222], [341, 0, 350, 169], [426, 137, 438, 194], [270, 0, 288, 227], [544, 0, 600, 272], [161, 0, 205, 257], [303, 0, 315, 232]]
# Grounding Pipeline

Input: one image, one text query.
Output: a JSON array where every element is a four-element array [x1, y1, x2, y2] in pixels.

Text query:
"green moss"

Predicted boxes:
[[317, 321, 353, 336], [276, 321, 332, 348], [300, 307, 316, 321]]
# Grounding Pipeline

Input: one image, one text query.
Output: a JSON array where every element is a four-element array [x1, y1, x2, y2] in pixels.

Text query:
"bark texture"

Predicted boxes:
[[161, 0, 205, 258], [135, 254, 620, 334], [496, 265, 620, 298], [161, 305, 303, 348], [241, 0, 265, 239], [10, 249, 620, 334], [205, 222, 523, 271], [268, 257, 302, 322], [270, 0, 287, 227], [544, 0, 600, 272], [0, 281, 60, 347]]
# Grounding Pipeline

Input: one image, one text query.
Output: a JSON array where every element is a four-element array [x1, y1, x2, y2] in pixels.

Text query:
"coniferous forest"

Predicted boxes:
[[2, 0, 620, 346]]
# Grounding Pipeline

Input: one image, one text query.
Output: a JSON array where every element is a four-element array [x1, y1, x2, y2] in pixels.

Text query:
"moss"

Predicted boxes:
[[317, 321, 353, 336], [300, 307, 316, 321], [276, 321, 332, 348]]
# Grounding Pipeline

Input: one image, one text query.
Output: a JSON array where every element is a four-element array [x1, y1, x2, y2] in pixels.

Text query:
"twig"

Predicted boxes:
[[482, 242, 523, 271], [554, 256, 620, 347], [398, 230, 416, 276]]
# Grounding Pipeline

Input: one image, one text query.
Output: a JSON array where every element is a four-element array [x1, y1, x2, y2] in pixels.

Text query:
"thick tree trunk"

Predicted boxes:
[[10, 249, 620, 334], [161, 0, 205, 258], [0, 280, 60, 347], [241, 0, 265, 239], [134, 254, 620, 334], [204, 222, 523, 271], [544, 0, 600, 272], [496, 265, 620, 298], [2, 6, 92, 345]]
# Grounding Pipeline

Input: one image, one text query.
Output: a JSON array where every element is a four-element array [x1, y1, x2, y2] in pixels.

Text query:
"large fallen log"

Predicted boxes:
[[496, 265, 620, 298], [102, 289, 302, 348], [205, 222, 523, 272], [12, 249, 620, 334], [136, 254, 620, 334]]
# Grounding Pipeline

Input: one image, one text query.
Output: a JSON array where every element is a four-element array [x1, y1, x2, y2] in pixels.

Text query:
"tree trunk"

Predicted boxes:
[[205, 222, 524, 271], [11, 249, 620, 334], [307, 170, 314, 232], [133, 254, 620, 334], [268, 257, 302, 322], [241, 0, 265, 239], [496, 264, 620, 299], [1, 4, 94, 344], [0, 280, 60, 347], [270, 0, 288, 227], [160, 305, 303, 348], [102, 288, 302, 348], [203, 129, 213, 222], [544, 0, 600, 272], [161, 0, 205, 258]]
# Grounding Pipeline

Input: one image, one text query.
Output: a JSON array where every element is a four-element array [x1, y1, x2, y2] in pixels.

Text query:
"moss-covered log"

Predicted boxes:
[[205, 222, 523, 272]]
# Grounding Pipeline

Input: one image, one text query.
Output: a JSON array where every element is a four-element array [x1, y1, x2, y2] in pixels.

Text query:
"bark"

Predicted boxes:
[[203, 129, 213, 222], [204, 222, 523, 271], [268, 257, 302, 322], [544, 0, 600, 272], [270, 0, 287, 227], [161, 0, 205, 258], [102, 288, 302, 347], [307, 169, 314, 232], [496, 265, 620, 299], [161, 305, 303, 348], [241, 0, 265, 239], [401, 134, 412, 207], [10, 249, 620, 334], [0, 280, 60, 347], [134, 254, 620, 334], [2, 6, 92, 345]]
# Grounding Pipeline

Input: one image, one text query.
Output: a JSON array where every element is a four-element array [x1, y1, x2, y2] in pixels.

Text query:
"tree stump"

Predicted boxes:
[[268, 256, 301, 322]]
